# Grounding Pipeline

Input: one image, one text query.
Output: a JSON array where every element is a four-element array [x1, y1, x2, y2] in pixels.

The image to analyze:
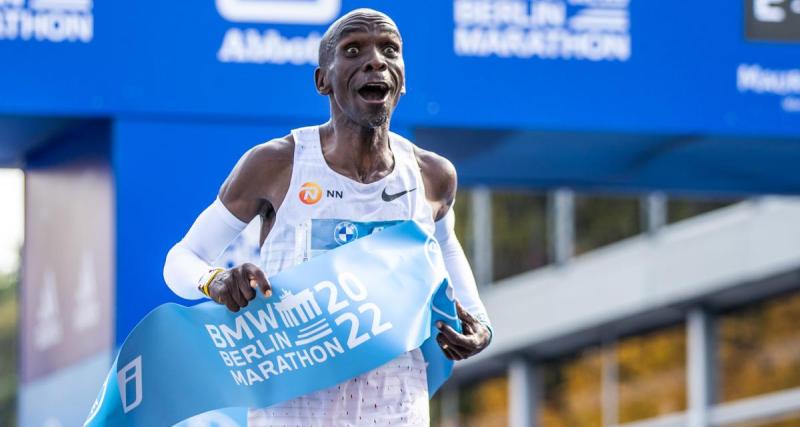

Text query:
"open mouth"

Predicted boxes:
[[357, 82, 390, 102]]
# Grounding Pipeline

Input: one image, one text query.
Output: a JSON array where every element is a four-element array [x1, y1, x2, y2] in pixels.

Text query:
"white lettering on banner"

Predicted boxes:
[[0, 0, 93, 43], [737, 63, 800, 113], [453, 0, 632, 62], [204, 271, 394, 386], [118, 356, 144, 414], [754, 0, 786, 22], [275, 288, 323, 327], [783, 96, 800, 112], [217, 28, 321, 65], [216, 0, 340, 25], [738, 63, 800, 95], [215, 0, 340, 66]]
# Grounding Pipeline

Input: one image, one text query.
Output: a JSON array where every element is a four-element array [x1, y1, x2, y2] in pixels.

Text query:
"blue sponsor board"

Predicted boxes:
[[5, 1, 800, 423], [0, 0, 797, 135]]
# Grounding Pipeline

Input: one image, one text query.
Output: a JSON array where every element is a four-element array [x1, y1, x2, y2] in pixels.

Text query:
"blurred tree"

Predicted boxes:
[[429, 394, 442, 427], [718, 290, 800, 403], [459, 376, 509, 427], [574, 195, 640, 255], [453, 190, 475, 270], [667, 198, 737, 224], [491, 191, 548, 281], [617, 324, 687, 423], [0, 270, 17, 426], [540, 347, 604, 427]]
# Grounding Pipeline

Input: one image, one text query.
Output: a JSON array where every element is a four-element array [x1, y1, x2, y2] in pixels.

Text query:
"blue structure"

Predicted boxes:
[[1, 0, 798, 425]]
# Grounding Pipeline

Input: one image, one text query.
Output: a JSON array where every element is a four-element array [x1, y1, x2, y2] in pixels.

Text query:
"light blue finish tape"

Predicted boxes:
[[85, 221, 458, 426]]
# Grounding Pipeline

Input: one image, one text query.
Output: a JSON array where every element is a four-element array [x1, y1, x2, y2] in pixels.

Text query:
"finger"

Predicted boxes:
[[440, 345, 455, 360], [437, 334, 460, 360], [444, 347, 460, 360], [436, 321, 473, 348], [455, 300, 478, 325], [437, 331, 470, 357], [457, 317, 476, 336], [238, 269, 256, 301], [226, 300, 241, 312], [228, 269, 248, 309], [455, 299, 465, 317], [245, 264, 271, 297], [442, 341, 468, 360], [218, 294, 239, 313]]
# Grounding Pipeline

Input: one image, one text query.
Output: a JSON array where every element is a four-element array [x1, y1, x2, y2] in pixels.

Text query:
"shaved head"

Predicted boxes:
[[313, 8, 406, 128], [318, 8, 401, 69]]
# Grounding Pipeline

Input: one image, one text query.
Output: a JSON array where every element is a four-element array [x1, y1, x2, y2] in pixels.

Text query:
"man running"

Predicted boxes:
[[164, 8, 491, 426]]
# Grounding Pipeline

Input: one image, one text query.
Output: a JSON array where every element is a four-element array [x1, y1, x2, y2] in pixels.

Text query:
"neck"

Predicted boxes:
[[319, 114, 394, 184]]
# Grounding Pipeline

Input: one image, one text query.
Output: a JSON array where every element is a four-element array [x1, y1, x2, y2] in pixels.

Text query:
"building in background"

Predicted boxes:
[[435, 191, 800, 427], [0, 0, 798, 425]]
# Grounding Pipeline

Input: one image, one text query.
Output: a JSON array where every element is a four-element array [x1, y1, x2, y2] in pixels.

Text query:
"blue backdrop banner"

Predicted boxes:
[[84, 220, 458, 426]]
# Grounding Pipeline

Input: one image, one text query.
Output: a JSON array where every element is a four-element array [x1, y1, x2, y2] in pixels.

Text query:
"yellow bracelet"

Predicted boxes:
[[199, 268, 225, 298]]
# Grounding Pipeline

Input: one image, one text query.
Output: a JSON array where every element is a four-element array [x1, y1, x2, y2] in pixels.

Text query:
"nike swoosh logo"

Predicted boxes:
[[381, 187, 417, 202]]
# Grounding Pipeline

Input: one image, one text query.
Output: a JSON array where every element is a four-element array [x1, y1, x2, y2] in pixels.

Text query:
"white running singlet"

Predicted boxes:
[[248, 125, 435, 427]]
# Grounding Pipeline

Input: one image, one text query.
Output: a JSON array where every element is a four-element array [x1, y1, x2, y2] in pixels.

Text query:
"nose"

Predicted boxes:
[[362, 46, 387, 72]]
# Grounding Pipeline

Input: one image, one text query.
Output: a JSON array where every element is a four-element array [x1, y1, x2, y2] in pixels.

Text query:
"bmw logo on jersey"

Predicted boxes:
[[333, 221, 359, 245]]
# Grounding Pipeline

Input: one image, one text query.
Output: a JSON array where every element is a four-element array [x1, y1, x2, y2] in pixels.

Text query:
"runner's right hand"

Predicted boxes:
[[208, 263, 272, 312]]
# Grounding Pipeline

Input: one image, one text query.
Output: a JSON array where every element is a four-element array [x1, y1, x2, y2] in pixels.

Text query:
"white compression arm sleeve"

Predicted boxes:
[[163, 198, 248, 300], [434, 207, 493, 336]]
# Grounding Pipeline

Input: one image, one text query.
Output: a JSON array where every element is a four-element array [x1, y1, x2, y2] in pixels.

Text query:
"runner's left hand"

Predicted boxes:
[[436, 300, 491, 361]]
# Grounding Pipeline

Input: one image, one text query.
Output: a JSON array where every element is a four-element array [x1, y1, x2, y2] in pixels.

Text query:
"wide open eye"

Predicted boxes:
[[345, 46, 359, 57], [383, 45, 398, 57]]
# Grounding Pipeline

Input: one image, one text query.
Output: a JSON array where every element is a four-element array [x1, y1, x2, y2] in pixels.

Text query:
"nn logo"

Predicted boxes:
[[746, 0, 800, 41], [216, 0, 341, 24], [299, 182, 323, 205], [299, 182, 343, 205]]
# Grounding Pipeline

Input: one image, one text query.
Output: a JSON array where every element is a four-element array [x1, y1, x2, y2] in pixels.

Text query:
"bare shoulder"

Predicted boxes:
[[244, 135, 295, 173], [413, 145, 457, 220], [218, 134, 295, 220]]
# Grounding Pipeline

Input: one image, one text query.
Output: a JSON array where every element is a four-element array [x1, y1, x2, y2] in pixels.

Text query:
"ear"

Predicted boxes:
[[315, 67, 331, 95]]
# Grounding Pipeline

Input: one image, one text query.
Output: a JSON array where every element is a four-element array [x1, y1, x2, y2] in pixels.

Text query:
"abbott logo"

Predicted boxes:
[[216, 0, 341, 24]]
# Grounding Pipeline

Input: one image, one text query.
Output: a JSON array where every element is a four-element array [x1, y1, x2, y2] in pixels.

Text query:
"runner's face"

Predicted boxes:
[[327, 14, 405, 128]]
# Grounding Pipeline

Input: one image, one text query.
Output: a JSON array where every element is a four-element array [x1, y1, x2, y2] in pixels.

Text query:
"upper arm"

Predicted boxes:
[[414, 146, 457, 221], [218, 136, 294, 223]]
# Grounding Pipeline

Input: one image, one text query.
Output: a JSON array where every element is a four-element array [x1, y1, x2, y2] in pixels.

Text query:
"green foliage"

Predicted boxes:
[[667, 198, 737, 224], [574, 195, 641, 255], [459, 376, 509, 427], [718, 290, 800, 403], [491, 191, 548, 281], [0, 271, 17, 426]]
